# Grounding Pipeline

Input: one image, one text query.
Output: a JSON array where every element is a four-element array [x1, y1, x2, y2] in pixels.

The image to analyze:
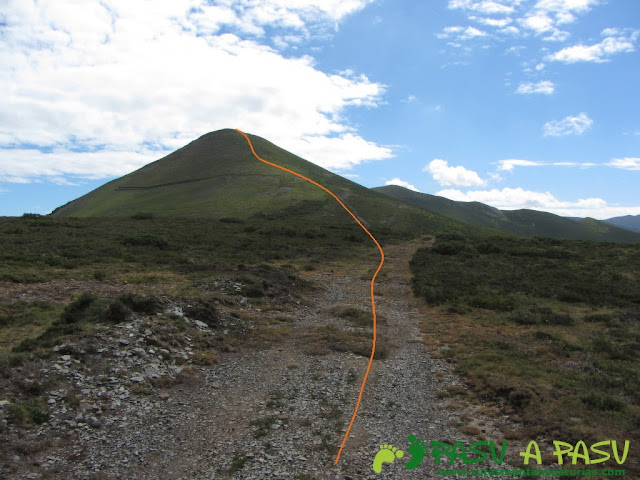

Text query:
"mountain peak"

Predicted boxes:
[[50, 131, 461, 236]]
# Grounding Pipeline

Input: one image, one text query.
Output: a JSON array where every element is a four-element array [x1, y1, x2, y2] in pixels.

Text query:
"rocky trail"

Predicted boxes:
[[1, 239, 521, 479]]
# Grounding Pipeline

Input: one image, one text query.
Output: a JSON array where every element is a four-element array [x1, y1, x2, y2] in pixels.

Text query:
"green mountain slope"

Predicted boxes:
[[374, 185, 640, 243], [51, 129, 469, 237], [605, 214, 640, 233]]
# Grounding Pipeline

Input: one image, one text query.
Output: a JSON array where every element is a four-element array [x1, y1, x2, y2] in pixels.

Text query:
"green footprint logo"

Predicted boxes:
[[372, 444, 404, 473], [405, 434, 427, 470]]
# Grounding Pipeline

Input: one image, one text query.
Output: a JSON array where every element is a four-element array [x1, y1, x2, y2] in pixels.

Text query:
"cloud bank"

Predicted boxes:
[[0, 0, 388, 183], [436, 186, 640, 219]]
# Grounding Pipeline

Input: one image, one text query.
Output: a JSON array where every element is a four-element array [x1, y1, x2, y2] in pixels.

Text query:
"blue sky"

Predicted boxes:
[[1, 0, 639, 219]]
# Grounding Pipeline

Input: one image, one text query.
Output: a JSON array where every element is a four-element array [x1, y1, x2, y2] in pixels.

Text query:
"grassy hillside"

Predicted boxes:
[[410, 233, 640, 474], [605, 214, 640, 233], [0, 213, 383, 351], [375, 185, 640, 243], [51, 129, 329, 218], [50, 129, 470, 238]]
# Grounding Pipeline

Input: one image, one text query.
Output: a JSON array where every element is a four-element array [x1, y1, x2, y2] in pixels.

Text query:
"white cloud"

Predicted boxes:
[[184, 0, 376, 36], [283, 133, 393, 170], [437, 25, 488, 41], [500, 26, 521, 35], [521, 0, 600, 38], [437, 187, 605, 210], [449, 1, 516, 15], [543, 113, 593, 136], [552, 162, 595, 167], [439, 26, 465, 37], [601, 27, 621, 36], [498, 159, 544, 171], [272, 34, 306, 50], [425, 159, 486, 187], [0, 147, 160, 180], [48, 177, 80, 186], [497, 158, 597, 171], [472, 16, 513, 27], [475, 2, 516, 14], [520, 13, 555, 34], [0, 0, 385, 182], [446, 0, 602, 48], [534, 0, 601, 16], [548, 29, 638, 63], [384, 178, 419, 192], [607, 158, 640, 171], [555, 12, 575, 25], [516, 80, 555, 94], [435, 186, 640, 219], [505, 46, 526, 55], [543, 29, 570, 42], [0, 176, 37, 184], [463, 26, 489, 38]]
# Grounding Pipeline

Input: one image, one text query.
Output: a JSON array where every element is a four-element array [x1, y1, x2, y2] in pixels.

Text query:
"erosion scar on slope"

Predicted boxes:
[[234, 129, 385, 465]]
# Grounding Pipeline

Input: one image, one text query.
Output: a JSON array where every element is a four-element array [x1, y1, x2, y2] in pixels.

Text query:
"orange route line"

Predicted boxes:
[[235, 129, 385, 466]]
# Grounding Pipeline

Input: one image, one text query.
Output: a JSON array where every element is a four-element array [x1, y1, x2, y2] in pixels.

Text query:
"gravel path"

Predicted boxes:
[[4, 238, 522, 479]]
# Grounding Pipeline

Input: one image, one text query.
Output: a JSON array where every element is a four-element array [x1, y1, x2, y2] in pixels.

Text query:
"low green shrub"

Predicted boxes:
[[122, 234, 169, 249], [467, 293, 515, 311], [104, 300, 131, 323], [584, 313, 614, 323], [432, 241, 468, 255], [7, 399, 50, 425], [118, 293, 162, 315], [581, 392, 626, 412], [131, 212, 154, 220]]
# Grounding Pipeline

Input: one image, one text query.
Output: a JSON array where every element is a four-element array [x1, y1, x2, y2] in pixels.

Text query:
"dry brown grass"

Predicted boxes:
[[191, 351, 218, 366], [459, 425, 484, 438], [499, 426, 524, 440], [174, 365, 201, 385], [300, 325, 387, 359], [130, 383, 153, 395]]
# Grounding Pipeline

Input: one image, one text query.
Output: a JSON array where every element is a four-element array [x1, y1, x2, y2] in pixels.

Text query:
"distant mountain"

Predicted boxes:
[[604, 215, 640, 233], [374, 185, 640, 243], [51, 129, 469, 236]]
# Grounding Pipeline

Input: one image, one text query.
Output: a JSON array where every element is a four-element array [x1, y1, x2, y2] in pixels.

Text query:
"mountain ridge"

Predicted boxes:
[[374, 185, 640, 243], [51, 129, 639, 243], [604, 214, 640, 233]]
